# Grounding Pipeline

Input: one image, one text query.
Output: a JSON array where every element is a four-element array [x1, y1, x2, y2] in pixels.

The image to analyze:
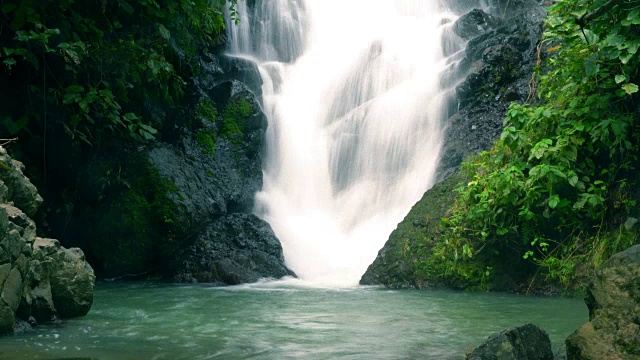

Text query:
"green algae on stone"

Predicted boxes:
[[221, 97, 252, 143]]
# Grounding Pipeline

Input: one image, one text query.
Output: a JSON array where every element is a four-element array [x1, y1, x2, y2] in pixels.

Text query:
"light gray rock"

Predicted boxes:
[[0, 147, 42, 218], [566, 245, 640, 359], [34, 238, 95, 318], [0, 147, 95, 334], [1, 267, 22, 317]]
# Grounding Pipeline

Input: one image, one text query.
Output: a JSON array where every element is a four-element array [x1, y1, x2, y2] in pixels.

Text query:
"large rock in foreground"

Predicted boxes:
[[34, 238, 95, 318], [174, 213, 295, 284], [0, 147, 95, 334], [469, 323, 554, 360], [566, 245, 640, 359]]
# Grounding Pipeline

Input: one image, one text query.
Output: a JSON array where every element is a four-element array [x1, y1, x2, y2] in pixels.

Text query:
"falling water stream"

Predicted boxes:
[[230, 0, 466, 286]]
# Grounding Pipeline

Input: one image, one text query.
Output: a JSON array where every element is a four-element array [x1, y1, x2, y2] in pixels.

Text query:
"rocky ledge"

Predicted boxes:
[[0, 146, 95, 334]]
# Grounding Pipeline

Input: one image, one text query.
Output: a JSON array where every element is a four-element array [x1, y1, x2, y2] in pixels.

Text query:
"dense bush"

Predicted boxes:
[[437, 0, 640, 289], [0, 0, 237, 145]]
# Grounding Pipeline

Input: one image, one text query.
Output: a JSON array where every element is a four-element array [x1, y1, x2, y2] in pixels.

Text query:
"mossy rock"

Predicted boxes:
[[360, 172, 467, 288]]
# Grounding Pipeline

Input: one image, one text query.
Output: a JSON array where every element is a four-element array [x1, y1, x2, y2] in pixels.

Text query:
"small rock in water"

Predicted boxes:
[[468, 323, 553, 360]]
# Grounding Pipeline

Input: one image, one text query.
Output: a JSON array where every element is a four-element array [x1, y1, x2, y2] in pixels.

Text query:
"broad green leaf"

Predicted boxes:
[[568, 175, 579, 187], [123, 112, 138, 121], [158, 24, 171, 40], [604, 34, 625, 47], [117, 0, 135, 14], [582, 29, 599, 45], [584, 56, 599, 77], [624, 9, 640, 25], [620, 52, 633, 64], [63, 93, 81, 104], [622, 83, 639, 95], [139, 124, 157, 134], [3, 58, 16, 68], [615, 74, 626, 84]]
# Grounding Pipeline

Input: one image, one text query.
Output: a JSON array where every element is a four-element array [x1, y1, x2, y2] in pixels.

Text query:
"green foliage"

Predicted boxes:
[[439, 0, 640, 288], [0, 0, 238, 145], [197, 98, 218, 121]]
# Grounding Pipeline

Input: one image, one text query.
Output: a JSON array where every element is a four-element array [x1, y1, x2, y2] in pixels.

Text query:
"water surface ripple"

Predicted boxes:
[[0, 282, 587, 359]]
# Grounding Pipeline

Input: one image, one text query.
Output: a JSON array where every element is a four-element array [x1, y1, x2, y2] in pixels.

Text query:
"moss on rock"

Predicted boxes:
[[360, 172, 468, 288], [221, 97, 253, 141]]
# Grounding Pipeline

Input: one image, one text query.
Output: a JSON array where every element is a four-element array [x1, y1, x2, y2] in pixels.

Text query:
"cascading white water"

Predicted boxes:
[[229, 0, 465, 287]]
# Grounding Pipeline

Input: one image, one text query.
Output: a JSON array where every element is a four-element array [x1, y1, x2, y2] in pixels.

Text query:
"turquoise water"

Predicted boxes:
[[0, 281, 587, 359]]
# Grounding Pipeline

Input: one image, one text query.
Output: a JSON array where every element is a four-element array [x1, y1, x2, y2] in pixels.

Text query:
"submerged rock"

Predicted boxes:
[[469, 323, 554, 360], [565, 245, 640, 359]]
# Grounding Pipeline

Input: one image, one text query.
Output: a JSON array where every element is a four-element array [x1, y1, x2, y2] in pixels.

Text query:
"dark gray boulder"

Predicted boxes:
[[174, 213, 294, 284], [454, 9, 499, 40], [469, 323, 554, 360], [565, 244, 640, 359]]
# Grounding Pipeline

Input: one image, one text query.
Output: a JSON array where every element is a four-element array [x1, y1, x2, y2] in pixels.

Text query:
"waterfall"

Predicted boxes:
[[229, 0, 466, 287]]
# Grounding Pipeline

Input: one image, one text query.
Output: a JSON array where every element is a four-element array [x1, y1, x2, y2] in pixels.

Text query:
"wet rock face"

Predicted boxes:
[[453, 9, 499, 40], [438, 2, 546, 181], [0, 148, 95, 335], [173, 213, 295, 284], [566, 245, 640, 359], [469, 323, 554, 360]]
